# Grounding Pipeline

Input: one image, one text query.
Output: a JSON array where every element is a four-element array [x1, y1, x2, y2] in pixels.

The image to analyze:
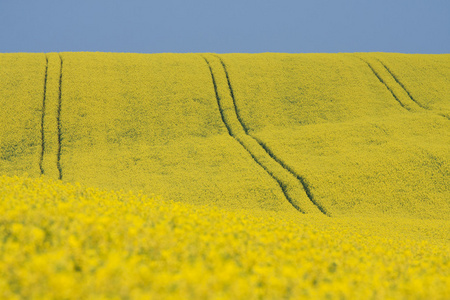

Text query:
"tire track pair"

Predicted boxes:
[[39, 53, 63, 180], [202, 54, 329, 216], [357, 55, 449, 120]]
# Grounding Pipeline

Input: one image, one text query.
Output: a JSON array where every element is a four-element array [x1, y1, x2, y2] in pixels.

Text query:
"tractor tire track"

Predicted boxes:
[[376, 58, 426, 109], [57, 54, 63, 180], [376, 58, 450, 121], [248, 133, 323, 213], [214, 55, 329, 216], [202, 55, 304, 213], [40, 53, 64, 179], [39, 56, 49, 175], [202, 54, 329, 216], [357, 56, 410, 111]]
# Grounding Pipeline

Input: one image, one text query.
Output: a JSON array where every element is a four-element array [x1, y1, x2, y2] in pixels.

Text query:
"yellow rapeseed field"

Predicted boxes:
[[1, 175, 449, 299], [220, 53, 449, 219], [57, 52, 297, 213], [374, 53, 450, 118], [0, 52, 449, 298], [0, 53, 45, 177]]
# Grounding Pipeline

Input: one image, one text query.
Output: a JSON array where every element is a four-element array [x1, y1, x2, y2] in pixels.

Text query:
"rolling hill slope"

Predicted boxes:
[[0, 52, 449, 219], [219, 53, 449, 218], [0, 54, 44, 177]]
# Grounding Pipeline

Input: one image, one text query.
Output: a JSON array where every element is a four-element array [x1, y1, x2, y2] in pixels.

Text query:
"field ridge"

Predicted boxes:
[[202, 54, 328, 216]]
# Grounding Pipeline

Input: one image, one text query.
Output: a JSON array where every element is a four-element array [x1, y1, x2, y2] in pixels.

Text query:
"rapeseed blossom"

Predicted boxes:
[[1, 175, 449, 299]]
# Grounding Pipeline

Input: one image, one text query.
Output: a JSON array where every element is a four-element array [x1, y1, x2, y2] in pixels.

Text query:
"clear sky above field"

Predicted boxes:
[[0, 0, 449, 54]]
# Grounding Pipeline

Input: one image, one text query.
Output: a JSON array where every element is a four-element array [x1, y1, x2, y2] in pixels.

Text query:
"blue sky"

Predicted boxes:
[[0, 0, 449, 53]]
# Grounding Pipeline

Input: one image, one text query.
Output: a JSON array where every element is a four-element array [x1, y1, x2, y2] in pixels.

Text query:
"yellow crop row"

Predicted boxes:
[[1, 175, 449, 299]]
